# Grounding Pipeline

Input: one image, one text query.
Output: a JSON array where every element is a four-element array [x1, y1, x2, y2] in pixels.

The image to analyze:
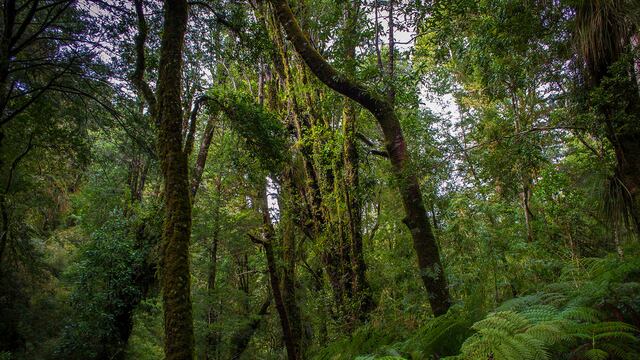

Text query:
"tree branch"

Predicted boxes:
[[247, 233, 267, 246], [184, 95, 210, 157], [131, 0, 157, 118], [4, 133, 34, 194]]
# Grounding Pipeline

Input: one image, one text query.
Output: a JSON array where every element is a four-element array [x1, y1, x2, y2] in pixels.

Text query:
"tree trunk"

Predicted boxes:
[[342, 0, 373, 324], [0, 0, 16, 127], [191, 114, 216, 198], [0, 195, 8, 265], [250, 181, 300, 360], [576, 2, 640, 231], [343, 100, 372, 320], [387, 0, 395, 104], [520, 183, 534, 242], [229, 295, 272, 360], [268, 0, 452, 316], [204, 227, 220, 360], [156, 0, 194, 359], [280, 172, 304, 358]]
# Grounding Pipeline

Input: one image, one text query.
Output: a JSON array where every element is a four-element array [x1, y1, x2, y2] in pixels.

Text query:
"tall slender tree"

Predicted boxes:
[[131, 0, 194, 358]]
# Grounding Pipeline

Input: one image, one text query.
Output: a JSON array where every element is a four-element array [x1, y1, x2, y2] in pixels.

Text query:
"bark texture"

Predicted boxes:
[[268, 0, 452, 315], [155, 0, 194, 358], [280, 173, 303, 358], [191, 114, 216, 198]]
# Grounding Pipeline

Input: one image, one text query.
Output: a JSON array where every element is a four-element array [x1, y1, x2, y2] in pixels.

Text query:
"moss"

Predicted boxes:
[[206, 87, 289, 172]]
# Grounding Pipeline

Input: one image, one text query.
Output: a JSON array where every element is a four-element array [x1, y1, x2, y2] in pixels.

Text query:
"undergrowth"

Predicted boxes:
[[315, 254, 640, 360]]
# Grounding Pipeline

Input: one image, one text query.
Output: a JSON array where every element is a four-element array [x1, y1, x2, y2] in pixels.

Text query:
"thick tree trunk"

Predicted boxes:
[[155, 1, 194, 359], [268, 0, 452, 316]]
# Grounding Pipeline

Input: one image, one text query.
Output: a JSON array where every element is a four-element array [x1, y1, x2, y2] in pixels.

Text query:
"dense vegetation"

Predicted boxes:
[[1, 0, 639, 359]]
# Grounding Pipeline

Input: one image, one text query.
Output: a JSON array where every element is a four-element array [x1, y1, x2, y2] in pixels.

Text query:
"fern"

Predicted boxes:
[[394, 304, 477, 359], [449, 300, 638, 360], [584, 348, 609, 360], [319, 256, 640, 360]]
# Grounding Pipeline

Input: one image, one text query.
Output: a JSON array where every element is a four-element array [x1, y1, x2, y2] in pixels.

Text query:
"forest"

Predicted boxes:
[[1, 0, 640, 359]]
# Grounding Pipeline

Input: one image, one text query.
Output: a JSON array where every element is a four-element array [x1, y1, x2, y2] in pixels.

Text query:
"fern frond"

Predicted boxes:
[[582, 321, 638, 335], [520, 305, 557, 322], [583, 348, 608, 360], [471, 311, 529, 333], [497, 294, 544, 312], [559, 306, 601, 322], [592, 331, 638, 342], [525, 323, 565, 344]]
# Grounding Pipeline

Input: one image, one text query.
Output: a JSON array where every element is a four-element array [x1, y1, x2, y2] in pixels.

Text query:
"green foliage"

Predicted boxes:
[[396, 305, 477, 358], [451, 307, 638, 360], [5, 1, 640, 359], [446, 254, 640, 360], [207, 87, 289, 172], [126, 298, 164, 360], [312, 318, 409, 360], [57, 210, 144, 359], [315, 254, 640, 360]]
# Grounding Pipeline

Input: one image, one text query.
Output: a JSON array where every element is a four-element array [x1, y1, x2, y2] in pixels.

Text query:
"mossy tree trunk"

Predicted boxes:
[[228, 294, 271, 360], [280, 171, 304, 358], [342, 0, 373, 325], [155, 0, 194, 358], [268, 0, 452, 316]]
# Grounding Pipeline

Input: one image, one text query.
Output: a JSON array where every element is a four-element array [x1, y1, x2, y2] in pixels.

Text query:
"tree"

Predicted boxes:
[[267, 0, 452, 316], [573, 0, 640, 231], [152, 0, 194, 358], [131, 0, 194, 358]]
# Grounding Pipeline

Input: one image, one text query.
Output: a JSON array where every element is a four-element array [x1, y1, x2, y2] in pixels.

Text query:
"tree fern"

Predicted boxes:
[[448, 301, 638, 360], [322, 256, 640, 360]]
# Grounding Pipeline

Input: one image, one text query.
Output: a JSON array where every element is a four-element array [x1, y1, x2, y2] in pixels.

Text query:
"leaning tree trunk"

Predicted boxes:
[[268, 0, 451, 316], [156, 0, 194, 359]]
